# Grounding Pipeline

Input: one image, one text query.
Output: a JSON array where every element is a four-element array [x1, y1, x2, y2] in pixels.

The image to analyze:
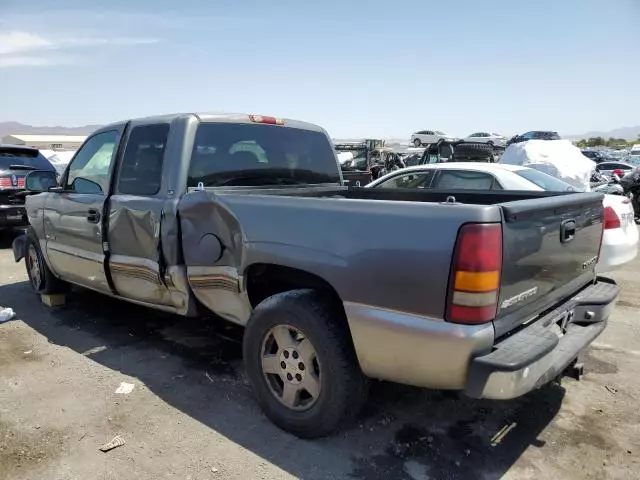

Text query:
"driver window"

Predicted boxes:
[[66, 130, 119, 194]]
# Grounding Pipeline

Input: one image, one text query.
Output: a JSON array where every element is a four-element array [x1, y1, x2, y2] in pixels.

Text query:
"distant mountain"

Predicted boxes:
[[566, 126, 640, 141], [0, 121, 101, 140]]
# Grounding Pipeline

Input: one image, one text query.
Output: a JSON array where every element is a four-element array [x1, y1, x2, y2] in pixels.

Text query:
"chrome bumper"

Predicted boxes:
[[344, 302, 494, 390], [344, 278, 619, 398], [465, 278, 619, 400]]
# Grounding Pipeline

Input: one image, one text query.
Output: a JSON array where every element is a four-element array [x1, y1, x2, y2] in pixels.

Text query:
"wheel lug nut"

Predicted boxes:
[[280, 361, 286, 369], [292, 351, 299, 359], [295, 374, 302, 382], [283, 351, 289, 359], [298, 363, 305, 370], [286, 373, 293, 381]]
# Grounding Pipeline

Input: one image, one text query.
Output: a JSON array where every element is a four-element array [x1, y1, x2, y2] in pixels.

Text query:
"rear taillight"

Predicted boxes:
[[0, 176, 24, 189], [446, 223, 502, 324], [613, 169, 624, 177], [603, 206, 620, 230]]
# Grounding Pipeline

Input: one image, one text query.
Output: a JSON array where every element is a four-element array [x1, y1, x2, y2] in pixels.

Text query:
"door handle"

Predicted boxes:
[[87, 209, 101, 224], [560, 219, 576, 243]]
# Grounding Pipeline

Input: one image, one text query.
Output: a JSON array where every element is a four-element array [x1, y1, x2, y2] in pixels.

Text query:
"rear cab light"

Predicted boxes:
[[249, 115, 284, 125], [446, 223, 502, 325]]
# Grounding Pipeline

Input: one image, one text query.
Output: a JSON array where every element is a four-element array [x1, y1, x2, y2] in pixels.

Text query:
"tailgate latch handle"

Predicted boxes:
[[560, 219, 576, 243]]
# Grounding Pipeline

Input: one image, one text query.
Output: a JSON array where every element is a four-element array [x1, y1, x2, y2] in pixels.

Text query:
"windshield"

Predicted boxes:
[[435, 131, 445, 135], [188, 123, 341, 187], [515, 168, 577, 192], [0, 148, 54, 171]]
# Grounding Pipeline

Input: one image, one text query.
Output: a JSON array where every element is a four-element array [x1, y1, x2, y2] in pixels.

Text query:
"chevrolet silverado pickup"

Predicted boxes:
[[13, 112, 619, 438]]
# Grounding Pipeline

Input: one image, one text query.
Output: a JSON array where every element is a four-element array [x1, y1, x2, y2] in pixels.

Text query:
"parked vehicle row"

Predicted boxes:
[[12, 112, 620, 439], [410, 130, 509, 148]]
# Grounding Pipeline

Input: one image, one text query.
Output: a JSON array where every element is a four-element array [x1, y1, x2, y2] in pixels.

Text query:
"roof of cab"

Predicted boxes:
[[99, 112, 326, 133]]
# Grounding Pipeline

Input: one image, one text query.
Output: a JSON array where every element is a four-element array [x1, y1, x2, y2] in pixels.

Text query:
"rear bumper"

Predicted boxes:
[[465, 278, 619, 399], [345, 278, 619, 397], [0, 205, 27, 227]]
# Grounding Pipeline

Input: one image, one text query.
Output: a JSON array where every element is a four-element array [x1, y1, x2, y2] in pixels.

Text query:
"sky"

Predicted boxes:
[[0, 0, 638, 138]]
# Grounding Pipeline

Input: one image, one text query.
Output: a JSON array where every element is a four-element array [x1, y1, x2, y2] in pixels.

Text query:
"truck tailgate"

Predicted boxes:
[[494, 192, 604, 337]]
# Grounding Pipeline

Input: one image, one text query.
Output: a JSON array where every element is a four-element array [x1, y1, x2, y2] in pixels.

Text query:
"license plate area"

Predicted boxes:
[[545, 309, 575, 338], [620, 212, 634, 227]]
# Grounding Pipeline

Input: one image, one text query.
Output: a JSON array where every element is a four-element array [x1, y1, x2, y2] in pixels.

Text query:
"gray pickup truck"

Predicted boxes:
[[13, 112, 619, 438]]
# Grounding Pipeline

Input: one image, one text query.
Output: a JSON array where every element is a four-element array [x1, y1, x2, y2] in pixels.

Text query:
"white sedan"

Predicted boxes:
[[410, 130, 457, 147], [366, 162, 638, 273], [463, 132, 507, 147]]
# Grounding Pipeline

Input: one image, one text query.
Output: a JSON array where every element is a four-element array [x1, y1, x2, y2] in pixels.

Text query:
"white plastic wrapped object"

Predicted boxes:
[[0, 307, 15, 323], [500, 140, 596, 192], [337, 152, 354, 164]]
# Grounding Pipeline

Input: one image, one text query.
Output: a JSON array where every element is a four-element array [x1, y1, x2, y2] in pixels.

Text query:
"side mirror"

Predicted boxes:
[[24, 170, 58, 193]]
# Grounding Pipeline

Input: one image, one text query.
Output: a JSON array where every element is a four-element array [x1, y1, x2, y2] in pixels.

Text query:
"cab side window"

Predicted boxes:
[[377, 171, 434, 189], [117, 124, 169, 196], [65, 130, 119, 194], [431, 170, 498, 190]]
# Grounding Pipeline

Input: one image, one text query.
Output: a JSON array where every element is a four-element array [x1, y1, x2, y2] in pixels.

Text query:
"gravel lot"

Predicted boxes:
[[1, 229, 639, 480]]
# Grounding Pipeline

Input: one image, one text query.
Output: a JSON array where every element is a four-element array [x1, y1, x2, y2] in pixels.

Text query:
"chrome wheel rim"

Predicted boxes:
[[27, 245, 42, 290], [261, 325, 321, 411]]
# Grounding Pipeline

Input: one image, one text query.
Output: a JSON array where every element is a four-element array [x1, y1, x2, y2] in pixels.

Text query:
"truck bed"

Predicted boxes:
[[180, 185, 604, 339]]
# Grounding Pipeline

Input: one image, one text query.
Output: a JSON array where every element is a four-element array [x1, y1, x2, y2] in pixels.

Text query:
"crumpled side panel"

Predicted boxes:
[[178, 190, 251, 324], [107, 195, 194, 314], [108, 197, 161, 260]]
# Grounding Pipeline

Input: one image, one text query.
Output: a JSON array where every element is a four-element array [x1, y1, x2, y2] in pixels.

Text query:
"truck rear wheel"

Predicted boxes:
[[243, 289, 368, 438], [25, 229, 68, 295]]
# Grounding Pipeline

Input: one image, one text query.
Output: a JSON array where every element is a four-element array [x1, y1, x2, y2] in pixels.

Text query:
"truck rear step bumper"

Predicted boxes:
[[464, 278, 619, 400]]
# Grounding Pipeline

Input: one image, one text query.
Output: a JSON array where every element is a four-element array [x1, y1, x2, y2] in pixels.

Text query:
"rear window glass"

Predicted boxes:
[[432, 170, 496, 190], [188, 123, 340, 187], [515, 169, 577, 192], [0, 148, 54, 171]]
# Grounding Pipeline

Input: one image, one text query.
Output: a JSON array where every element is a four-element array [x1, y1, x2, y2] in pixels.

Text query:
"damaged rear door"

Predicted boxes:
[[106, 123, 177, 306]]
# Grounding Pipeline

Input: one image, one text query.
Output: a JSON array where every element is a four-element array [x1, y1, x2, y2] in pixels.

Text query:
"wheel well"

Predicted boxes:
[[245, 263, 359, 371], [246, 263, 342, 309]]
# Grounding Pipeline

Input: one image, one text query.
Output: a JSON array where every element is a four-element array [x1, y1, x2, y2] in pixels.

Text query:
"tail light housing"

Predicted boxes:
[[613, 169, 624, 178], [446, 223, 502, 324], [249, 115, 284, 125], [0, 176, 24, 189], [603, 206, 620, 230]]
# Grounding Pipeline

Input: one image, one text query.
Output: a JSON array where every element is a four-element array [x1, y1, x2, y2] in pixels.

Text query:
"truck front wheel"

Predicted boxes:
[[243, 289, 368, 438], [25, 230, 68, 295]]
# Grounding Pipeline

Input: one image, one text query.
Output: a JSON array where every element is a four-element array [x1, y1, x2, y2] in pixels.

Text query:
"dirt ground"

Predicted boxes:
[[0, 230, 639, 480]]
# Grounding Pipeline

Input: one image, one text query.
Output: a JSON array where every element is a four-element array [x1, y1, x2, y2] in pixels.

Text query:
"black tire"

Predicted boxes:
[[25, 228, 68, 295], [243, 289, 368, 438], [452, 142, 495, 161], [413, 138, 422, 147]]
